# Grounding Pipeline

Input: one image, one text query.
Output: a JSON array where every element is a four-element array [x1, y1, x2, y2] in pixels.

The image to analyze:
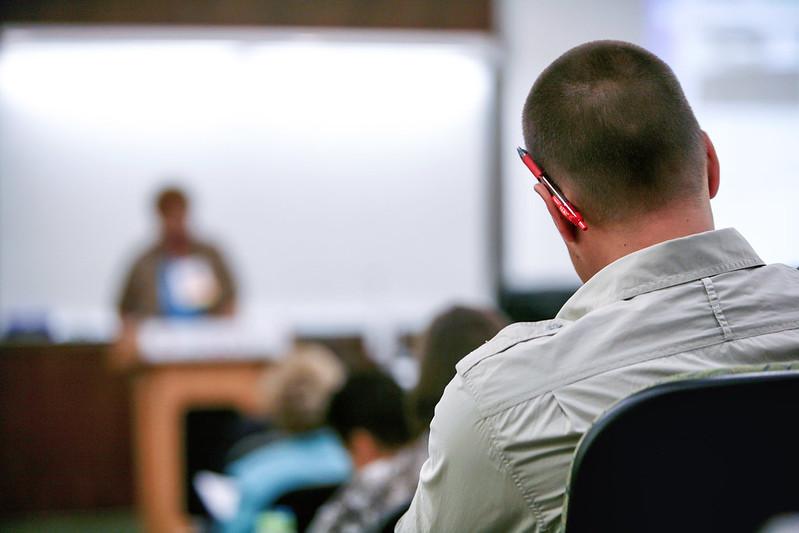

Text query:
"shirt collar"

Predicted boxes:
[[556, 228, 764, 322]]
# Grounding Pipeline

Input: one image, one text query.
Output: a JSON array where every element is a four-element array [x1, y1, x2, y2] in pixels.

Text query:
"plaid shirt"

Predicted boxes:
[[308, 435, 428, 533]]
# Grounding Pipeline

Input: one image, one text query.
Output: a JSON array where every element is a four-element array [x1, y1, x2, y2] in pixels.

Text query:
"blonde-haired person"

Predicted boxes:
[[261, 343, 347, 434], [215, 344, 352, 533]]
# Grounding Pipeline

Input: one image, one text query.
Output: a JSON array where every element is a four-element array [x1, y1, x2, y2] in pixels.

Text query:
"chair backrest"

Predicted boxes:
[[272, 484, 341, 532], [564, 370, 799, 533]]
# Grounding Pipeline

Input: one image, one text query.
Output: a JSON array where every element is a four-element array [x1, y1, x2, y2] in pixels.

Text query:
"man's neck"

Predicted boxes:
[[161, 236, 191, 256], [578, 202, 715, 282]]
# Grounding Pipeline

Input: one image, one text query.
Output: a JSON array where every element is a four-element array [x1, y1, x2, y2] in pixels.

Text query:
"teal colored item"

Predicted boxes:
[[218, 428, 351, 533]]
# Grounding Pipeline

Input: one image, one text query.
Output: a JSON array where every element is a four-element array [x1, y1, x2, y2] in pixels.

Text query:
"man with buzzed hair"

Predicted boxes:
[[398, 41, 799, 532]]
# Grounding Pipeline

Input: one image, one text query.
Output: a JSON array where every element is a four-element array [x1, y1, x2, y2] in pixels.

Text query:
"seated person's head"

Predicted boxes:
[[523, 40, 708, 225], [262, 344, 345, 434], [522, 40, 718, 281], [326, 371, 412, 469], [410, 306, 509, 433]]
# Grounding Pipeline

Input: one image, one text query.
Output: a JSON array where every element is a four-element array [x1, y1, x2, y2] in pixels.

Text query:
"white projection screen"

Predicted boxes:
[[0, 27, 498, 340]]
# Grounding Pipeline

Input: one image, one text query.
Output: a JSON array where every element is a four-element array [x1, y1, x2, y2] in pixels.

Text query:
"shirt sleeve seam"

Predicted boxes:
[[457, 321, 562, 376], [618, 257, 763, 299], [477, 319, 799, 417], [462, 372, 545, 528]]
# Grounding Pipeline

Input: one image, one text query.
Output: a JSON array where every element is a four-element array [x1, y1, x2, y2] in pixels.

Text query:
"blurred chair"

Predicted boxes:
[[185, 408, 253, 516], [563, 368, 799, 533], [272, 484, 341, 532]]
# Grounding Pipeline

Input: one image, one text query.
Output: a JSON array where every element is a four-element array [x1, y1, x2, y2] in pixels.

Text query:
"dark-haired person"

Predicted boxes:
[[307, 371, 416, 533], [398, 40, 799, 532], [117, 186, 237, 320]]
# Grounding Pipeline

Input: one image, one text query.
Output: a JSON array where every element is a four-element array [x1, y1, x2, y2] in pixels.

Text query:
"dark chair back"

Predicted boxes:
[[272, 484, 341, 532], [564, 370, 799, 533]]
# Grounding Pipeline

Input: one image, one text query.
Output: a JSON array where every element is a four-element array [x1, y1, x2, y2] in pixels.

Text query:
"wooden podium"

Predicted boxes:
[[114, 319, 285, 533], [131, 360, 270, 533]]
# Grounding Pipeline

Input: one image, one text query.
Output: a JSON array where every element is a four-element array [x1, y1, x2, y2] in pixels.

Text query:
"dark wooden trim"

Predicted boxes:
[[0, 1, 492, 30]]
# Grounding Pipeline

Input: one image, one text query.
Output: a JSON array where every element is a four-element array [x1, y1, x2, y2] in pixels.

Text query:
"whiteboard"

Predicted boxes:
[[0, 27, 498, 341]]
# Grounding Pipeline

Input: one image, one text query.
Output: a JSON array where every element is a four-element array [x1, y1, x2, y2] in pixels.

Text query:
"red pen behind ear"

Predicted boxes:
[[516, 147, 588, 231]]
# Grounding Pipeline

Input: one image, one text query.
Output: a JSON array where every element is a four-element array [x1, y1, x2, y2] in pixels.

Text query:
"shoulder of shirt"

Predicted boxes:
[[447, 320, 568, 423], [128, 243, 162, 267], [455, 320, 564, 378]]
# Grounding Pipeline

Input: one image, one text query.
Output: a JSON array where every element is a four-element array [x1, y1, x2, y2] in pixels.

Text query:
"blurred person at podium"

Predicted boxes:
[[111, 186, 237, 368], [111, 186, 243, 522], [118, 185, 237, 321]]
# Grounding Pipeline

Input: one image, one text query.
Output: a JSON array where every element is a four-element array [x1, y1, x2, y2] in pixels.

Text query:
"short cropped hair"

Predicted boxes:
[[262, 344, 346, 434], [522, 40, 705, 224], [409, 306, 509, 433], [155, 187, 188, 215], [327, 371, 412, 449]]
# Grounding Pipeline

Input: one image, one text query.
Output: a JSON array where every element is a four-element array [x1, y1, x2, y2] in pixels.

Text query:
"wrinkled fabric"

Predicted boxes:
[[398, 228, 799, 533]]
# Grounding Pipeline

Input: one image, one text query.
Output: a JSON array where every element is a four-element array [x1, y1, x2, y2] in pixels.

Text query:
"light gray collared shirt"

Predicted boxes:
[[397, 228, 799, 532]]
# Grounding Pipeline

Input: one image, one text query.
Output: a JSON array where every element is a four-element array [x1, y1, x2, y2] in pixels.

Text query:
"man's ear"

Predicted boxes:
[[534, 183, 578, 244], [702, 130, 720, 199]]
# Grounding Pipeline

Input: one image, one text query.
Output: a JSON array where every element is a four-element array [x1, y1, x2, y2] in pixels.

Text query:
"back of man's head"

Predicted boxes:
[[522, 40, 706, 225]]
